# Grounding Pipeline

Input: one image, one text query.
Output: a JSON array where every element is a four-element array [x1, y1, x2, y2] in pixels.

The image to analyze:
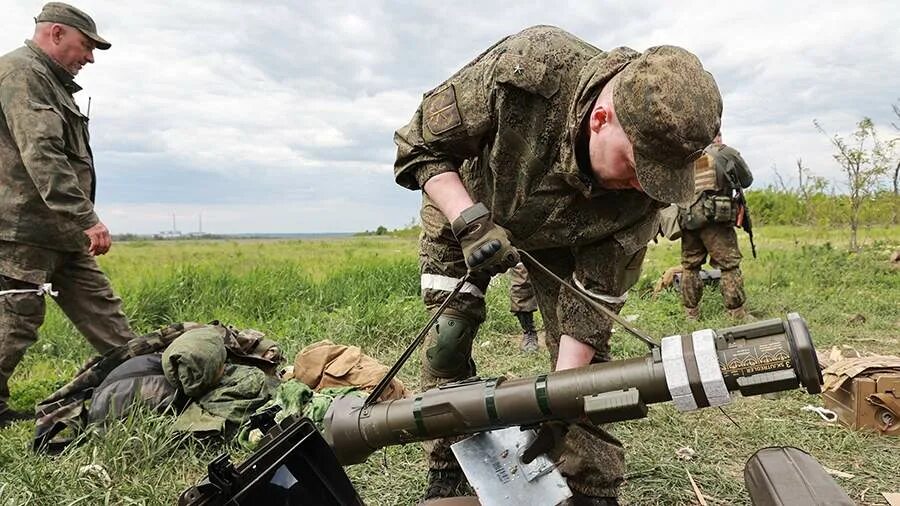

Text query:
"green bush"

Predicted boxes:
[[746, 188, 896, 226]]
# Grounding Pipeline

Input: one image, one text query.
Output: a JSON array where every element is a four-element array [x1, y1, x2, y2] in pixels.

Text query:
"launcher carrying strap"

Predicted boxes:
[[364, 275, 470, 408]]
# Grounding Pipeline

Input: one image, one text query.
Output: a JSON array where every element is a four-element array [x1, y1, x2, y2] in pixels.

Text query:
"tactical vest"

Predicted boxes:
[[678, 145, 752, 231], [692, 152, 719, 194]]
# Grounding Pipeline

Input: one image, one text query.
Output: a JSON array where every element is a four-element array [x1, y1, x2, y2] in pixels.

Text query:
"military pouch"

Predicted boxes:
[[704, 195, 737, 224], [679, 198, 709, 231], [615, 246, 648, 294]]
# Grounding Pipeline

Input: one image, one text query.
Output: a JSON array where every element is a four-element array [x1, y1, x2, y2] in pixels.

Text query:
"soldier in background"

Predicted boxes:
[[678, 131, 755, 321], [508, 262, 539, 352], [394, 25, 722, 505], [0, 2, 135, 428]]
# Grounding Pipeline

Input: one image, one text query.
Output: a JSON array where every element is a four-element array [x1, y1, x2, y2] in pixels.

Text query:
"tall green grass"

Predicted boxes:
[[1, 228, 898, 505]]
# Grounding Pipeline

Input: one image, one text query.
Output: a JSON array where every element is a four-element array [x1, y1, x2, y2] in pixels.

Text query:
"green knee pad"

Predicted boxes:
[[425, 314, 477, 378]]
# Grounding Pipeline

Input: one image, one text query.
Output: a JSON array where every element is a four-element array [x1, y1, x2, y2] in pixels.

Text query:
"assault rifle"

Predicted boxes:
[[725, 170, 757, 258]]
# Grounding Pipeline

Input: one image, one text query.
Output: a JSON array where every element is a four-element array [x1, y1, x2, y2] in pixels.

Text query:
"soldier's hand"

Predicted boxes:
[[451, 203, 520, 276], [84, 221, 112, 256], [520, 420, 569, 464]]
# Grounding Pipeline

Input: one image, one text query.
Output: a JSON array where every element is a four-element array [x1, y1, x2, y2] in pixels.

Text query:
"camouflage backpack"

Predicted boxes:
[[33, 321, 283, 453], [713, 145, 753, 191]]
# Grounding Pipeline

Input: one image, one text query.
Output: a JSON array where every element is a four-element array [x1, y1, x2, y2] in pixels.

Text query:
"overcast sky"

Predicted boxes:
[[2, 1, 898, 234]]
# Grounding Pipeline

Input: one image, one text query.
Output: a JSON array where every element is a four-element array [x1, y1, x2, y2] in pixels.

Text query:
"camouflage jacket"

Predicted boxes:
[[395, 26, 662, 338], [395, 26, 662, 250], [0, 41, 98, 252]]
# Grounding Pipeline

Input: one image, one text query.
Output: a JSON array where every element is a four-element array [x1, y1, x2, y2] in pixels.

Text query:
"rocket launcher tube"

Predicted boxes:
[[325, 313, 822, 466]]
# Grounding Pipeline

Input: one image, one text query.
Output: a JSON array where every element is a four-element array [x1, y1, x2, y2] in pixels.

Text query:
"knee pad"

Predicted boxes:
[[425, 313, 477, 378]]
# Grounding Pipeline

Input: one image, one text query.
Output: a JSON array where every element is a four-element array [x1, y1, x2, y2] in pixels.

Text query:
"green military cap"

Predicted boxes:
[[614, 46, 721, 204], [34, 2, 111, 50]]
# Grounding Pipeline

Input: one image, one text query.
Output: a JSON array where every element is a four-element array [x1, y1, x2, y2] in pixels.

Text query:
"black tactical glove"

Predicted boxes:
[[520, 420, 569, 464], [451, 203, 520, 276]]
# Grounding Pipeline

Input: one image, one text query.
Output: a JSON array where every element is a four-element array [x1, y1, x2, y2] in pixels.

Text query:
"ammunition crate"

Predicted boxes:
[[823, 372, 899, 435]]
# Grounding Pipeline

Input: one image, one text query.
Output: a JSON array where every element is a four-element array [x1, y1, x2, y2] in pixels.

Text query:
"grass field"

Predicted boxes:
[[0, 225, 898, 505]]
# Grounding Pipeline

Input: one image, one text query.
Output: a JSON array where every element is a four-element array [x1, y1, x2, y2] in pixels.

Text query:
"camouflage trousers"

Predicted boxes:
[[418, 195, 624, 497], [0, 243, 135, 412], [680, 223, 746, 310], [508, 262, 537, 313]]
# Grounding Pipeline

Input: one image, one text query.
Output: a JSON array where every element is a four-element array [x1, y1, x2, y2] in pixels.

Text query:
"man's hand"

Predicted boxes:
[[520, 420, 569, 464], [84, 221, 112, 256], [451, 203, 519, 276]]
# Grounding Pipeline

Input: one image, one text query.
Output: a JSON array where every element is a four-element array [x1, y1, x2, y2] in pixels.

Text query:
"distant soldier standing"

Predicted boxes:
[[678, 131, 755, 321], [508, 262, 539, 352], [394, 25, 722, 505], [0, 2, 135, 427]]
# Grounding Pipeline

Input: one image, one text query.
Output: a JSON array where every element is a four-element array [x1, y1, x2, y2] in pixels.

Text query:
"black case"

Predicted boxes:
[[744, 447, 853, 506], [179, 414, 364, 506]]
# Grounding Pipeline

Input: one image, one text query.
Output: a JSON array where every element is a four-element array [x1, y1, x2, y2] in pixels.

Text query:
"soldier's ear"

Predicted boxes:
[[589, 105, 610, 132], [50, 24, 65, 44]]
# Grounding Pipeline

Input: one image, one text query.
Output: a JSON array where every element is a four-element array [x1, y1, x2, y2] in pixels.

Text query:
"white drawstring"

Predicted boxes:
[[572, 274, 628, 304], [0, 282, 58, 298], [801, 404, 838, 422]]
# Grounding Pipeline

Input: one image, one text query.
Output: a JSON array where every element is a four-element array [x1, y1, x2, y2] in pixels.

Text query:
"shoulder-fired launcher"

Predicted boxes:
[[326, 313, 821, 465]]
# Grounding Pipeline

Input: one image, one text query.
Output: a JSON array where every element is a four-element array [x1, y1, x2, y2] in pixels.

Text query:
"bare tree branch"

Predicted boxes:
[[772, 164, 789, 192], [815, 118, 891, 251]]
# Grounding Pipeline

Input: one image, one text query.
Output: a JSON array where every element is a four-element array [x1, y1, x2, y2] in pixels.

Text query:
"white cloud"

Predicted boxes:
[[2, 0, 898, 233]]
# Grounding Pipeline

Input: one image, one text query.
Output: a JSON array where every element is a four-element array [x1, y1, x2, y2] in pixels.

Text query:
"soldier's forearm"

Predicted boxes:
[[423, 171, 475, 222], [556, 334, 596, 370]]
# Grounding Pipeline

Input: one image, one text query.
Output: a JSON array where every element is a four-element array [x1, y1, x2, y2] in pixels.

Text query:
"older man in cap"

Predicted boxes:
[[394, 26, 721, 505], [0, 2, 134, 428]]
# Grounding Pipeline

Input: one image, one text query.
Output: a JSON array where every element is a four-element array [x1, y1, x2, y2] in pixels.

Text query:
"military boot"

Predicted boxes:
[[0, 407, 32, 428], [684, 306, 700, 321], [728, 306, 756, 322], [422, 468, 474, 500], [515, 311, 539, 353], [521, 330, 539, 353]]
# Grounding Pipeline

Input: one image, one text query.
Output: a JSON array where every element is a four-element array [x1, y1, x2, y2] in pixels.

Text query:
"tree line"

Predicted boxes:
[[748, 100, 898, 251]]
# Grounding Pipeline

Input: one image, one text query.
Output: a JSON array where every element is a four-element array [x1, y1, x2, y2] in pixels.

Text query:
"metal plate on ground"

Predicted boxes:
[[451, 427, 571, 506]]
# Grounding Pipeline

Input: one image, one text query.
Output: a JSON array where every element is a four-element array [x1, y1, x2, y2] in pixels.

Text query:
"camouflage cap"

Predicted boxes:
[[614, 45, 721, 204], [35, 2, 111, 50]]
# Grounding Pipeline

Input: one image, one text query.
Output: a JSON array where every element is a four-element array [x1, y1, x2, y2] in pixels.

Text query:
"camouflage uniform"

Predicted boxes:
[[394, 26, 720, 498], [508, 262, 537, 314], [509, 262, 539, 352], [0, 32, 134, 418], [679, 144, 751, 316]]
